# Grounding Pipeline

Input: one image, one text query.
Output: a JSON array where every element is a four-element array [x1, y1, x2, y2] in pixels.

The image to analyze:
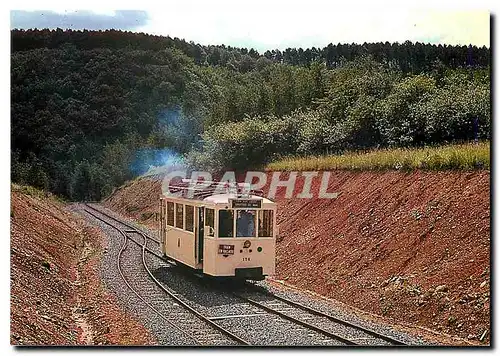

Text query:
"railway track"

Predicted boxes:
[[85, 203, 160, 245], [83, 203, 410, 346], [83, 204, 250, 346], [233, 284, 408, 346]]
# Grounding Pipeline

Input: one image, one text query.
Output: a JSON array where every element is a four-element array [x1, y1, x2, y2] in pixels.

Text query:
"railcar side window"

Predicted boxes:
[[175, 203, 184, 229], [205, 208, 215, 236], [236, 210, 256, 237], [218, 210, 234, 238], [258, 210, 274, 237], [166, 202, 174, 226], [185, 205, 194, 232]]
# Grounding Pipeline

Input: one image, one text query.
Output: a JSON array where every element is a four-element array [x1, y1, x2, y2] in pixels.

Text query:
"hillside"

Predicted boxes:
[[11, 29, 490, 202], [10, 184, 155, 345], [102, 170, 490, 344]]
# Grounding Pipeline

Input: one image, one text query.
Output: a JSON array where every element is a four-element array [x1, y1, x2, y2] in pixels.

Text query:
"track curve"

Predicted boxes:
[[83, 204, 250, 346]]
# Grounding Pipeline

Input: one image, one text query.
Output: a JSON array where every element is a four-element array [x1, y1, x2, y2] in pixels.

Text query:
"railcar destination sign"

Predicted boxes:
[[230, 199, 262, 209]]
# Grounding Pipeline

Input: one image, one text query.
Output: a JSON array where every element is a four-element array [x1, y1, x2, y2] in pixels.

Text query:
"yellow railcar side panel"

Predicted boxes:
[[165, 228, 196, 268], [203, 238, 275, 276]]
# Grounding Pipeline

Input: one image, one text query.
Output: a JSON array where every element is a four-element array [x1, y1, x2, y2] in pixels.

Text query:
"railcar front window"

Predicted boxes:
[[258, 210, 274, 237], [185, 205, 194, 232], [175, 203, 184, 229], [218, 210, 234, 238], [167, 202, 174, 226], [205, 208, 215, 236], [236, 210, 256, 237]]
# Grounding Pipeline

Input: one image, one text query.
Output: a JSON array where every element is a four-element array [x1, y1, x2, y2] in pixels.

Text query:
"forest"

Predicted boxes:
[[11, 29, 491, 200]]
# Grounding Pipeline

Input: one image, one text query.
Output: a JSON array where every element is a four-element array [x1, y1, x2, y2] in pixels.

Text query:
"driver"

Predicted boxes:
[[237, 210, 255, 237]]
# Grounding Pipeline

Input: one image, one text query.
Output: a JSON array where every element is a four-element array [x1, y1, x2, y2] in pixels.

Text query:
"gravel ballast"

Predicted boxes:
[[70, 204, 195, 346], [69, 203, 433, 346]]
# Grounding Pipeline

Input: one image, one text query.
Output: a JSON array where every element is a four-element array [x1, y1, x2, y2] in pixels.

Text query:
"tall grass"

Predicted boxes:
[[11, 183, 47, 198], [266, 142, 490, 171], [10, 183, 67, 203]]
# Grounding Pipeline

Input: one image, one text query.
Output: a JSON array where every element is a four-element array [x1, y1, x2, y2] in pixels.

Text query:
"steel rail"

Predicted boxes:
[[232, 292, 357, 345], [244, 283, 407, 345], [83, 208, 201, 345], [83, 205, 250, 346], [84, 203, 405, 346], [85, 203, 160, 244]]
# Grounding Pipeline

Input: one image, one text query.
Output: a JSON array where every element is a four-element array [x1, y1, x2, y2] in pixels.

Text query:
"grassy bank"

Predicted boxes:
[[266, 142, 490, 171]]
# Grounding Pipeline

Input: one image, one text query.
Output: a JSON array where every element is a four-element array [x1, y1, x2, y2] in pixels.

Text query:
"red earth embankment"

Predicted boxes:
[[103, 175, 164, 228], [103, 170, 490, 344], [264, 170, 490, 343], [10, 185, 155, 345]]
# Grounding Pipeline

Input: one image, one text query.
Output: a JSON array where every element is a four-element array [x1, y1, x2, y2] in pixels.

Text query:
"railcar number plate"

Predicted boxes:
[[218, 244, 235, 254]]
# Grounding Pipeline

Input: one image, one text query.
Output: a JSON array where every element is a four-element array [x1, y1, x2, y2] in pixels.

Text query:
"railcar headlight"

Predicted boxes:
[[243, 240, 251, 248]]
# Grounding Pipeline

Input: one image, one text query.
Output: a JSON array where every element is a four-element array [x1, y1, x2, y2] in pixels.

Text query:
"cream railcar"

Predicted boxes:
[[158, 182, 277, 280]]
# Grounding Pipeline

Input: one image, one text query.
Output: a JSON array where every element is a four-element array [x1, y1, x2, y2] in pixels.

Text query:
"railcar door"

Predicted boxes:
[[159, 198, 166, 253], [197, 207, 204, 262]]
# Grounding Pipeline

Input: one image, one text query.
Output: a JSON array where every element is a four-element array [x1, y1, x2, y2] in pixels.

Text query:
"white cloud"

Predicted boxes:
[[52, 10, 117, 16], [136, 5, 489, 51], [410, 10, 490, 47], [7, 0, 491, 51]]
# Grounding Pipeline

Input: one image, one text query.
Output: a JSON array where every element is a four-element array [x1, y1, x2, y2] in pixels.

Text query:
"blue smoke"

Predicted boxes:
[[130, 148, 184, 176], [158, 106, 203, 151], [128, 106, 202, 177], [158, 106, 182, 127]]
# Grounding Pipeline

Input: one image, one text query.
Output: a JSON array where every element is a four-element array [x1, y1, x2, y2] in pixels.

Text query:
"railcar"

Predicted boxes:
[[158, 180, 277, 280]]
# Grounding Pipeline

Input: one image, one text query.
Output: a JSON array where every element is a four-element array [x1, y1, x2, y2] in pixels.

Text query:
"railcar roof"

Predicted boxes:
[[203, 193, 274, 205]]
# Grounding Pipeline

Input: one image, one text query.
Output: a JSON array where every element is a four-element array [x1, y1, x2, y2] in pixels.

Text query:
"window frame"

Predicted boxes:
[[175, 203, 184, 229], [205, 208, 215, 237], [185, 204, 194, 232], [258, 209, 274, 238], [218, 209, 234, 238], [166, 201, 175, 227], [236, 209, 257, 237]]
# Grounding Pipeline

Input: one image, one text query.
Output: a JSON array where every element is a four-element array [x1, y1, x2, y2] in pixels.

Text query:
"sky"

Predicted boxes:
[[9, 1, 491, 52], [10, 0, 490, 53]]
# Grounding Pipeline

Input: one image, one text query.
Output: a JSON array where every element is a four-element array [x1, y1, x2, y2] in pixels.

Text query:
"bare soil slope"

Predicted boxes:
[[266, 170, 490, 344], [103, 170, 490, 344], [103, 175, 163, 229], [10, 184, 155, 345]]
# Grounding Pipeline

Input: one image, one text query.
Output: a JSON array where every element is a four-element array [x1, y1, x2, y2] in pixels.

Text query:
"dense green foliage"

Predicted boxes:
[[12, 29, 490, 71], [189, 58, 490, 170], [11, 29, 490, 199]]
